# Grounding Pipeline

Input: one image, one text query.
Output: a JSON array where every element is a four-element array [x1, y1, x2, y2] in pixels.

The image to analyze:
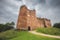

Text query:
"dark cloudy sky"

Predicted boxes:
[[0, 0, 60, 26]]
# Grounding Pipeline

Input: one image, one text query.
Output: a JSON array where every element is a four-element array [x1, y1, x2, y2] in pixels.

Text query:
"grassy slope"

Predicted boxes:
[[37, 28, 60, 36], [10, 31, 60, 40], [0, 30, 17, 40]]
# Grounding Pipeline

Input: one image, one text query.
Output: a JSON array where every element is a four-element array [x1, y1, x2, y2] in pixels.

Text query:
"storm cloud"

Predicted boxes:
[[0, 0, 60, 26]]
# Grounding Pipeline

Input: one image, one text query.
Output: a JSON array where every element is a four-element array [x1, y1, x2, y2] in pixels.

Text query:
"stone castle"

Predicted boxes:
[[17, 5, 51, 30]]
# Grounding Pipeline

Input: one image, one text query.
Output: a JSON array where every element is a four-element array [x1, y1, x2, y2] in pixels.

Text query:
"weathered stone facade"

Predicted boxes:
[[17, 5, 51, 30]]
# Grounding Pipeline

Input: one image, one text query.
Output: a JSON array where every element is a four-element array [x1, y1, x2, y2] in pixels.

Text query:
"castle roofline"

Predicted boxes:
[[20, 5, 27, 9], [21, 5, 36, 11], [42, 18, 50, 21], [21, 5, 27, 7], [37, 17, 50, 21]]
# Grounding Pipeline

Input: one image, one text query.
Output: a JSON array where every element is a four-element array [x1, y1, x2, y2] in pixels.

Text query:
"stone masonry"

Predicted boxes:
[[17, 5, 51, 30]]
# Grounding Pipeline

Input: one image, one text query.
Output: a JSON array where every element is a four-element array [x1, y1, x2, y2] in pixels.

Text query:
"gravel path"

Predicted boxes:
[[29, 31, 60, 39]]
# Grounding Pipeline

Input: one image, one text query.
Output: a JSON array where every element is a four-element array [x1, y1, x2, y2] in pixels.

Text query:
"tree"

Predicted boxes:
[[0, 24, 5, 32], [5, 22, 15, 26], [53, 23, 60, 28], [0, 22, 15, 32], [10, 22, 15, 26]]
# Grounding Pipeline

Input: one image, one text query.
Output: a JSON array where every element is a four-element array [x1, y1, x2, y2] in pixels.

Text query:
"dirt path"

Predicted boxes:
[[29, 31, 60, 39]]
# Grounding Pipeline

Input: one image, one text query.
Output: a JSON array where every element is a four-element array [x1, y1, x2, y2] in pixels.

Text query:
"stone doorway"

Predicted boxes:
[[28, 26, 31, 31]]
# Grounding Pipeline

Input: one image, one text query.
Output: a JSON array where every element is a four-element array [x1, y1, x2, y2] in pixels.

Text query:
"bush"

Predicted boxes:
[[53, 23, 60, 28], [0, 22, 15, 32], [37, 28, 60, 36], [0, 24, 14, 32], [0, 30, 17, 40]]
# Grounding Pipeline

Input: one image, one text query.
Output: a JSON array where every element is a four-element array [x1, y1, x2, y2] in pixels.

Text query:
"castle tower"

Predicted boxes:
[[17, 5, 38, 30], [17, 5, 28, 30]]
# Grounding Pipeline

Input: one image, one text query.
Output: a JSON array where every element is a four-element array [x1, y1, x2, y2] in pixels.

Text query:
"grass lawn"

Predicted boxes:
[[10, 31, 60, 40], [0, 30, 60, 40], [37, 27, 60, 36]]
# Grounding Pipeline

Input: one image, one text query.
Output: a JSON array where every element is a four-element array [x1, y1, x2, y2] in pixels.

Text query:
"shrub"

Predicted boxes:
[[37, 27, 60, 36], [53, 23, 60, 28], [0, 22, 15, 32], [0, 30, 17, 40]]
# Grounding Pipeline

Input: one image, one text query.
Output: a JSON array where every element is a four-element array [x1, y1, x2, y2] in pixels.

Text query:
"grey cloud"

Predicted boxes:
[[15, 0, 22, 1], [51, 0, 60, 7], [0, 0, 60, 25], [0, 0, 19, 24], [34, 0, 60, 25], [27, 0, 45, 5], [45, 0, 60, 8]]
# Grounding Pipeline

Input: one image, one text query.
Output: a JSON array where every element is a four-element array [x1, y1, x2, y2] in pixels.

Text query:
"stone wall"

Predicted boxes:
[[37, 18, 51, 28], [16, 5, 52, 30]]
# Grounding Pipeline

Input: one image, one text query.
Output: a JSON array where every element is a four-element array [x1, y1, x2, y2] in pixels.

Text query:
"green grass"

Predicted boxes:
[[0, 30, 60, 40], [0, 30, 17, 40], [10, 30, 60, 40], [37, 27, 60, 36]]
